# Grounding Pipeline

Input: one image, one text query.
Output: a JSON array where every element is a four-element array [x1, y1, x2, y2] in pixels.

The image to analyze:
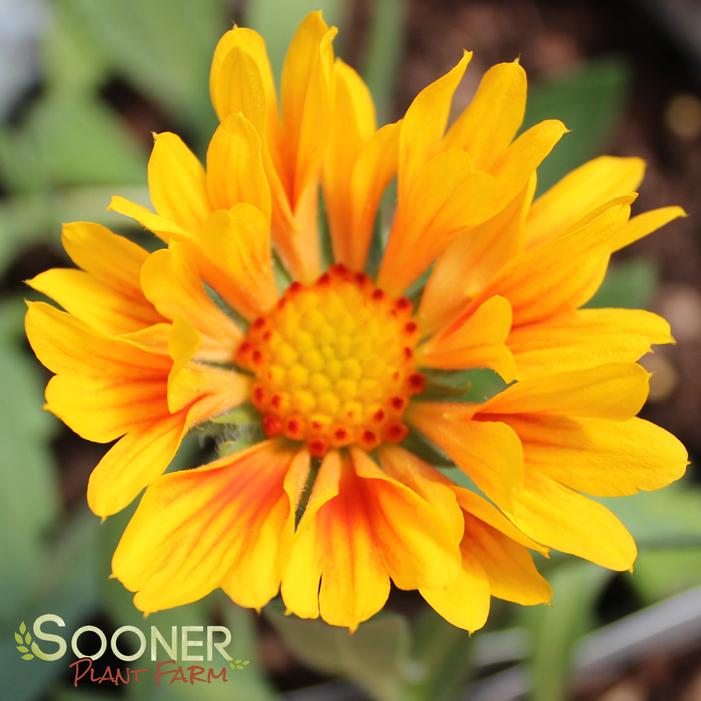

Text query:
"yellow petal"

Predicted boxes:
[[147, 132, 210, 234], [344, 121, 401, 270], [610, 205, 686, 252], [166, 316, 249, 416], [445, 60, 527, 170], [25, 301, 169, 379], [378, 445, 465, 543], [108, 195, 189, 242], [505, 472, 637, 571], [419, 177, 534, 333], [88, 412, 187, 518], [490, 119, 567, 206], [504, 414, 688, 497], [480, 362, 649, 420], [210, 26, 277, 134], [27, 268, 160, 336], [418, 295, 517, 381], [509, 307, 673, 377], [206, 113, 271, 220], [112, 441, 300, 613], [379, 150, 500, 294], [420, 549, 491, 633], [399, 51, 472, 196], [465, 516, 551, 605], [45, 373, 169, 443], [323, 59, 378, 267], [281, 451, 390, 630], [198, 205, 278, 319], [407, 402, 523, 508], [283, 448, 462, 630], [222, 449, 310, 609], [280, 11, 337, 203], [62, 221, 149, 294], [140, 242, 242, 362], [450, 200, 630, 328], [526, 156, 645, 248]]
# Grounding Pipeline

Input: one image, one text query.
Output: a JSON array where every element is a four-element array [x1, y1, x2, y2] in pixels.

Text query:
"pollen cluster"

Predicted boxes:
[[236, 264, 425, 457]]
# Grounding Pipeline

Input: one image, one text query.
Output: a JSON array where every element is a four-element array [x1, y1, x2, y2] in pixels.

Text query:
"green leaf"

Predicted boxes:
[[60, 0, 228, 140], [14, 633, 22, 645], [405, 608, 473, 701], [0, 92, 146, 192], [266, 604, 412, 701], [19, 622, 26, 635], [524, 59, 630, 193], [362, 0, 407, 121], [16, 646, 29, 654], [245, 0, 346, 80], [21, 654, 33, 661], [42, 0, 109, 93], [0, 302, 58, 624], [585, 257, 658, 310], [522, 561, 611, 701], [602, 481, 701, 550], [0, 186, 149, 273]]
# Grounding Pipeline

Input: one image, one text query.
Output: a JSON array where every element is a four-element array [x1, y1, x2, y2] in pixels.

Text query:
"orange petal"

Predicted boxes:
[[444, 60, 527, 170], [112, 441, 304, 613], [419, 176, 534, 333]]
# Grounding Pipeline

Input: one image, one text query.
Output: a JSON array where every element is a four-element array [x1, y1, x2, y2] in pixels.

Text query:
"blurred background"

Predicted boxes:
[[1, 0, 700, 699]]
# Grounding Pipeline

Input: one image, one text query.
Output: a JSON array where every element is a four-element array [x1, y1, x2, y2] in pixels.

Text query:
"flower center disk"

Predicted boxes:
[[237, 264, 425, 457]]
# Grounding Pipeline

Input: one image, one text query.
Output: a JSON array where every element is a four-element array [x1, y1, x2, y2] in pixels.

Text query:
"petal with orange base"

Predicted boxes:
[[281, 449, 462, 630], [112, 441, 306, 613]]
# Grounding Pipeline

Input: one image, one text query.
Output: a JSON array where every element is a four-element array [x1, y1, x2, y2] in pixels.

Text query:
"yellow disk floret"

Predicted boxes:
[[237, 264, 425, 457]]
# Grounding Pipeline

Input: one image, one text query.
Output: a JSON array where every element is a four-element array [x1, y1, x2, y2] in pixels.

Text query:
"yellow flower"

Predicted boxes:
[[26, 12, 687, 633]]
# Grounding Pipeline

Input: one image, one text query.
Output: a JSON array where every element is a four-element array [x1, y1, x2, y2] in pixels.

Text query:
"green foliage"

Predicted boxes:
[[586, 257, 658, 310], [524, 58, 630, 193], [362, 0, 407, 121], [58, 0, 228, 140], [521, 562, 612, 701], [267, 605, 413, 701]]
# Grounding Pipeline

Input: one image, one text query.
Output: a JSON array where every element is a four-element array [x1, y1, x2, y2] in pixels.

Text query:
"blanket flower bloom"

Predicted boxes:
[[26, 12, 687, 632]]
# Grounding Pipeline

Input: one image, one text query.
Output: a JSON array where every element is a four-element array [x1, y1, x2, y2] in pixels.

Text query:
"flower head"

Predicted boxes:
[[26, 11, 687, 632]]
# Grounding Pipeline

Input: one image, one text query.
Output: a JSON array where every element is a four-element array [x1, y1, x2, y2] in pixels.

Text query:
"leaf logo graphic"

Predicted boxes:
[[14, 622, 34, 661], [229, 658, 250, 671]]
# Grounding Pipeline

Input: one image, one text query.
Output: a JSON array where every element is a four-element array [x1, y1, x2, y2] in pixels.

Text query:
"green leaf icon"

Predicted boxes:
[[15, 623, 34, 660]]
